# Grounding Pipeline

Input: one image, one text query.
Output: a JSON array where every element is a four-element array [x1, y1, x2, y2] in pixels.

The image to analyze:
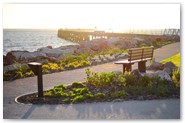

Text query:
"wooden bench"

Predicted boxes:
[[115, 46, 154, 74]]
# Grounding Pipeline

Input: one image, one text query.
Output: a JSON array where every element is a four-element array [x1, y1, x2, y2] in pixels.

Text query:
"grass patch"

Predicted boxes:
[[160, 53, 180, 67]]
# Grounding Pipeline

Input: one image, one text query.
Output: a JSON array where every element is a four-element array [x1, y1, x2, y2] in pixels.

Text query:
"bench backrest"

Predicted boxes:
[[128, 47, 154, 61]]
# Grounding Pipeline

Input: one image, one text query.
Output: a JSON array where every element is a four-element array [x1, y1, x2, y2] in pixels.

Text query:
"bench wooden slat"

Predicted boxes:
[[115, 46, 154, 74]]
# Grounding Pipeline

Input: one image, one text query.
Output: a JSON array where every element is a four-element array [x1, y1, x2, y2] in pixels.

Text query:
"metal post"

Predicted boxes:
[[37, 65, 43, 97], [28, 62, 43, 98]]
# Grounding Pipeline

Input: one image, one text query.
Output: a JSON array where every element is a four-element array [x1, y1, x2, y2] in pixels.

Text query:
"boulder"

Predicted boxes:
[[107, 37, 138, 49], [164, 61, 178, 71], [38, 47, 63, 58], [3, 55, 16, 65], [19, 51, 47, 62], [3, 64, 19, 73], [141, 70, 172, 82], [3, 64, 29, 73], [149, 62, 164, 70], [163, 67, 172, 76], [5, 50, 47, 63], [6, 50, 29, 62], [58, 44, 79, 50], [77, 38, 109, 53]]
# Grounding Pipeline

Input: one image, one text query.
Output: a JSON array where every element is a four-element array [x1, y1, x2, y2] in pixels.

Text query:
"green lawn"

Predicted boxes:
[[160, 53, 180, 67]]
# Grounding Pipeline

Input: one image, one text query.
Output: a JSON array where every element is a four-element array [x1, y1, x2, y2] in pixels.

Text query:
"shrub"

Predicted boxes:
[[72, 88, 91, 95], [138, 75, 153, 86], [42, 63, 64, 73], [85, 68, 126, 89], [111, 91, 127, 99], [44, 90, 53, 96], [172, 68, 180, 87], [71, 82, 86, 88], [63, 98, 71, 103], [15, 71, 24, 78], [25, 71, 34, 77], [93, 93, 106, 100], [54, 84, 67, 90], [72, 95, 86, 103], [123, 72, 136, 86]]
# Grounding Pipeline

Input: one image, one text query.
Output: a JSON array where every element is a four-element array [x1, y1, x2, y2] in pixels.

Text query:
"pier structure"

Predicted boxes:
[[163, 29, 180, 36], [57, 28, 180, 42], [57, 28, 153, 42]]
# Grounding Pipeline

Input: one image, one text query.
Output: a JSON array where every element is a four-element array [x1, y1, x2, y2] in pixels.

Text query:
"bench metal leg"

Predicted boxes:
[[138, 61, 146, 72]]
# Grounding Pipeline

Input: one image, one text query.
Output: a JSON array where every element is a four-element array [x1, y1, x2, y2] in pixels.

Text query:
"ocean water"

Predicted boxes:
[[3, 29, 75, 55]]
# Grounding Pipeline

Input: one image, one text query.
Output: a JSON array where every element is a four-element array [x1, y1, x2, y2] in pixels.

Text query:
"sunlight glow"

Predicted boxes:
[[3, 4, 180, 31]]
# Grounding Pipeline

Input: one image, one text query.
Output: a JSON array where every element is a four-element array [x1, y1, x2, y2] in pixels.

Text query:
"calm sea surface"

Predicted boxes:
[[3, 29, 75, 55]]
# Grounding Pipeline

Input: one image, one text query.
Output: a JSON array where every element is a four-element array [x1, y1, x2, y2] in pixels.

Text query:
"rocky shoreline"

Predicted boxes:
[[3, 35, 178, 74]]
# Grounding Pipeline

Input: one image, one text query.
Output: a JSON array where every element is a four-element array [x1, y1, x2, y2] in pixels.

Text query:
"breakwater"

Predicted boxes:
[[57, 28, 180, 42]]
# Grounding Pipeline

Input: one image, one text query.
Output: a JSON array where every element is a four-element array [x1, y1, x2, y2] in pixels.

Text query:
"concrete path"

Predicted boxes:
[[3, 42, 180, 119]]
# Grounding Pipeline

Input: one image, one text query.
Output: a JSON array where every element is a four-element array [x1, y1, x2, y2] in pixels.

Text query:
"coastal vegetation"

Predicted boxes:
[[4, 39, 176, 81], [17, 67, 180, 104]]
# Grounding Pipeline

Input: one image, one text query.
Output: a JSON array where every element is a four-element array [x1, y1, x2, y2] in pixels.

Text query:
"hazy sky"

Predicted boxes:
[[3, 4, 180, 31]]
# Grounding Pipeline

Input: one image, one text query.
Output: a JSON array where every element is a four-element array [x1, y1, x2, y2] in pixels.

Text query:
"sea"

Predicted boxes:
[[3, 29, 76, 55]]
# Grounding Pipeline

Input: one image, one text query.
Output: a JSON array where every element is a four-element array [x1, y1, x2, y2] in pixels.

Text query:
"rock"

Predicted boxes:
[[107, 37, 138, 49], [164, 61, 178, 71], [141, 70, 172, 82], [163, 67, 172, 76], [91, 56, 100, 61], [116, 53, 128, 59], [3, 55, 16, 65], [104, 54, 115, 61], [19, 52, 47, 62], [36, 59, 49, 64], [3, 64, 19, 73], [47, 57, 57, 62], [58, 44, 79, 50], [39, 47, 63, 58], [131, 69, 141, 80], [149, 62, 164, 70], [112, 53, 121, 59], [5, 50, 47, 63], [3, 64, 29, 73], [6, 50, 29, 62], [37, 46, 52, 51], [137, 96, 144, 100]]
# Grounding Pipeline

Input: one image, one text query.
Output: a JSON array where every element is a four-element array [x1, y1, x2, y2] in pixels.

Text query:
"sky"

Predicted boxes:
[[3, 4, 180, 31]]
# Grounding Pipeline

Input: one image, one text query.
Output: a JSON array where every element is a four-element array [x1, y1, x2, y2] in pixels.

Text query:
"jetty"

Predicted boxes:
[[57, 28, 180, 42]]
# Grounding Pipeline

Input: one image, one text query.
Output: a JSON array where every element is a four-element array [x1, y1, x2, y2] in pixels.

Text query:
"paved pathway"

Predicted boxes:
[[3, 42, 180, 119]]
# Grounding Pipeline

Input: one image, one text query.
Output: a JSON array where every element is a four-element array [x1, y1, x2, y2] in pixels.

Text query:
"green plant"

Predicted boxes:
[[15, 71, 24, 78], [93, 93, 106, 100], [111, 91, 127, 99], [72, 95, 86, 103], [44, 90, 53, 96], [85, 68, 126, 89], [138, 75, 153, 87], [71, 82, 86, 88], [25, 71, 34, 77], [63, 98, 71, 103], [72, 88, 91, 95], [123, 72, 136, 86], [172, 68, 180, 87]]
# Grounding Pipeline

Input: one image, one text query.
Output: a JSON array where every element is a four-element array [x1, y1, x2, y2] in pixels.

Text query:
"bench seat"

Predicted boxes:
[[114, 47, 154, 74]]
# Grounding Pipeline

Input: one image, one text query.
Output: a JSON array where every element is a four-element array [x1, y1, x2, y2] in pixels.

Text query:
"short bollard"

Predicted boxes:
[[28, 62, 43, 97]]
